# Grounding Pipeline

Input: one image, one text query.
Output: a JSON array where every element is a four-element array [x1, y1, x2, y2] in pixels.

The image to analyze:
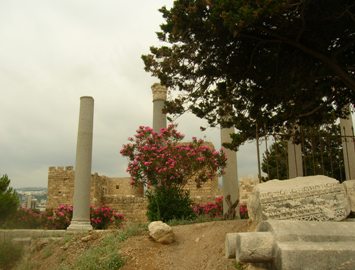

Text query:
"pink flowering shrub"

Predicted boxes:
[[47, 204, 73, 229], [2, 208, 46, 229], [90, 206, 125, 229], [193, 197, 249, 219], [193, 196, 223, 218], [239, 203, 249, 219], [120, 124, 226, 188], [46, 205, 124, 229]]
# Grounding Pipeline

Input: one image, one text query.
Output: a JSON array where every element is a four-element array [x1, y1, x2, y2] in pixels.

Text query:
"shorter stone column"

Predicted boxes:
[[340, 111, 355, 180], [220, 127, 239, 215], [151, 83, 167, 133], [67, 96, 94, 231], [287, 140, 303, 179]]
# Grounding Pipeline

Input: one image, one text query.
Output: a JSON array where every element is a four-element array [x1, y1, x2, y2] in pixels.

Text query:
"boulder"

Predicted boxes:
[[148, 221, 175, 244]]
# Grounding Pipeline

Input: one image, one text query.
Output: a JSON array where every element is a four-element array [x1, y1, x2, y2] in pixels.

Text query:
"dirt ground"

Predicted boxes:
[[18, 219, 255, 270], [120, 220, 255, 270]]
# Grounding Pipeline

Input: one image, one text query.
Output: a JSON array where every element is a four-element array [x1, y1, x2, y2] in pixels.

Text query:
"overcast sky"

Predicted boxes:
[[0, 0, 273, 188]]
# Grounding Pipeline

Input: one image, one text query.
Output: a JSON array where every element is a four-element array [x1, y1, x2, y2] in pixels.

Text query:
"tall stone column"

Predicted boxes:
[[221, 127, 239, 215], [287, 140, 303, 179], [68, 96, 94, 231], [340, 111, 355, 180], [151, 83, 167, 132]]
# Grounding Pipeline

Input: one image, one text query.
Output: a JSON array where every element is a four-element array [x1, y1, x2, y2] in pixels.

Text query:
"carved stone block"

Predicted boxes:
[[343, 180, 355, 213], [248, 175, 351, 222]]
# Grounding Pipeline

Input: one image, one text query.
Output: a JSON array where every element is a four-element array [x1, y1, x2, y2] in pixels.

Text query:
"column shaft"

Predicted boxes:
[[151, 83, 167, 133], [287, 140, 303, 178], [221, 127, 239, 215], [68, 96, 94, 231], [340, 112, 355, 180]]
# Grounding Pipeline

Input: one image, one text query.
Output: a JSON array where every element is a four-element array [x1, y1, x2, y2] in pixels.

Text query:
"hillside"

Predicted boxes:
[[16, 220, 255, 270]]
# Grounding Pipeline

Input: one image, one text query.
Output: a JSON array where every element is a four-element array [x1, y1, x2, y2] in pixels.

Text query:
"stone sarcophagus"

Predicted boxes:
[[248, 175, 351, 222]]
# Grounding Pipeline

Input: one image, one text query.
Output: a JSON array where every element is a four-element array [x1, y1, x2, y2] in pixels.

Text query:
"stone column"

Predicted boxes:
[[340, 111, 355, 180], [68, 96, 94, 231], [151, 83, 167, 132], [221, 127, 239, 215], [287, 139, 303, 179]]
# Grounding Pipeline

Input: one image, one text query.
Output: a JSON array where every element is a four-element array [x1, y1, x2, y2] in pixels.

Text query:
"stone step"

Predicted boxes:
[[275, 241, 355, 270]]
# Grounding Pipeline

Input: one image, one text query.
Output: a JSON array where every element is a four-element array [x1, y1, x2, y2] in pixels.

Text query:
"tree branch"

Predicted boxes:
[[258, 26, 355, 92]]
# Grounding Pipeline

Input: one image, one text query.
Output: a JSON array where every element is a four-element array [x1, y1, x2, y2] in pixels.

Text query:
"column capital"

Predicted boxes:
[[151, 83, 167, 101]]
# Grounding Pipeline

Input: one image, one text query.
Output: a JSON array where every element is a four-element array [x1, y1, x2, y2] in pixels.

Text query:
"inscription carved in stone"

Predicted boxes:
[[248, 176, 351, 222]]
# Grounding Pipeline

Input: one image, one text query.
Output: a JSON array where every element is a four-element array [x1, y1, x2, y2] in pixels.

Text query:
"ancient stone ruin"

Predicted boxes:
[[47, 166, 222, 222], [226, 219, 355, 270], [247, 175, 351, 222], [226, 175, 355, 269]]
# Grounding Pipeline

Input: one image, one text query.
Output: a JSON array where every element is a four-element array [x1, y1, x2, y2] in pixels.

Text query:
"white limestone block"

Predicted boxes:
[[343, 180, 355, 213], [248, 175, 350, 222]]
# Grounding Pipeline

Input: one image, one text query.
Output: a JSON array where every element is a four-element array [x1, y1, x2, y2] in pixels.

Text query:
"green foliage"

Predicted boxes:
[[234, 261, 247, 270], [143, 0, 355, 149], [146, 185, 196, 222], [2, 208, 46, 229], [0, 240, 23, 269], [0, 174, 19, 226], [166, 215, 221, 226], [262, 141, 288, 180], [262, 124, 345, 180]]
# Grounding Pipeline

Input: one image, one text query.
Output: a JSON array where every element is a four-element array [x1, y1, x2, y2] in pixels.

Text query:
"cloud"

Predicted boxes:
[[0, 0, 260, 188]]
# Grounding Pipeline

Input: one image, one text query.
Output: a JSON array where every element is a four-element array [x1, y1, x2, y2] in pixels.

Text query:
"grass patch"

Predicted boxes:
[[0, 240, 24, 269], [58, 223, 148, 270], [234, 262, 247, 270]]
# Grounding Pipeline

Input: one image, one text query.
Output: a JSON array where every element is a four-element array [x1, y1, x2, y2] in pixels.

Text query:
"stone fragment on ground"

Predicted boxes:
[[148, 221, 175, 244], [229, 220, 355, 270], [248, 175, 350, 222], [343, 180, 355, 214]]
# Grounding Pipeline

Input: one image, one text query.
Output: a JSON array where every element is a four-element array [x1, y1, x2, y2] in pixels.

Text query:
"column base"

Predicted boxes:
[[67, 220, 93, 231]]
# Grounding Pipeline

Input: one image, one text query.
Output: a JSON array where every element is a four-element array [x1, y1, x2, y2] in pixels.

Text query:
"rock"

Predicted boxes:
[[248, 175, 350, 222], [148, 221, 175, 244], [81, 232, 98, 242], [231, 220, 355, 270]]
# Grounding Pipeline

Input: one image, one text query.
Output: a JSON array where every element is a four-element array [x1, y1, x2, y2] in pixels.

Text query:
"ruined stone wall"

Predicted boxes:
[[105, 177, 144, 197], [47, 166, 75, 209], [103, 196, 148, 222], [47, 166, 223, 222], [239, 176, 259, 204], [47, 167, 143, 209], [183, 176, 221, 198]]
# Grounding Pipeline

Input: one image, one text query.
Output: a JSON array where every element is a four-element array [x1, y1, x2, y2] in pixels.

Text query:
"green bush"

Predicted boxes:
[[0, 174, 19, 227], [0, 240, 23, 269], [2, 208, 46, 229], [146, 185, 196, 222]]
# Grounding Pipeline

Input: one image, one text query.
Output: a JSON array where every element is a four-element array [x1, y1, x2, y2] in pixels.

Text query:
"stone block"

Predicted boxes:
[[225, 233, 238, 258], [235, 232, 274, 263], [248, 175, 350, 222], [275, 241, 355, 270], [343, 180, 355, 213], [230, 220, 355, 270]]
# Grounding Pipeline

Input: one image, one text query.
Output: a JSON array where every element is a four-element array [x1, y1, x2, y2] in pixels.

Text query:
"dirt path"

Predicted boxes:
[[120, 220, 254, 270]]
